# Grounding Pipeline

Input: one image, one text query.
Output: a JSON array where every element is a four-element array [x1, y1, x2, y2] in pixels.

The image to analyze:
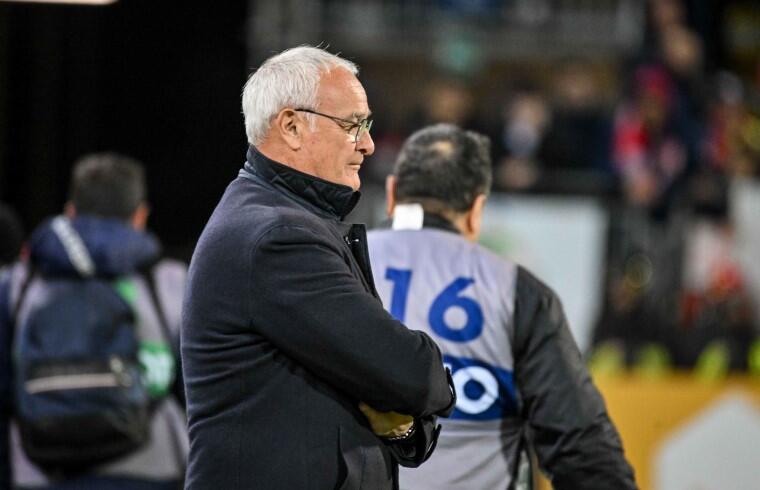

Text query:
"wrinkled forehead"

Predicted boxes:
[[316, 68, 370, 117]]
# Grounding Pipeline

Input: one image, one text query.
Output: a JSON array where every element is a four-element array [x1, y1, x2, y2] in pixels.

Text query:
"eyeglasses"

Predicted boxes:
[[295, 108, 373, 145]]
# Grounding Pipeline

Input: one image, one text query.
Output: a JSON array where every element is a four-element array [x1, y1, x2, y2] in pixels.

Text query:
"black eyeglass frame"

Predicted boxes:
[[294, 108, 373, 145]]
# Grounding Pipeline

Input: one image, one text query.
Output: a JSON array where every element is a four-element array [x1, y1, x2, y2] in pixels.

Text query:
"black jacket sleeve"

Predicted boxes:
[[383, 415, 441, 468], [249, 224, 454, 417], [513, 267, 637, 490]]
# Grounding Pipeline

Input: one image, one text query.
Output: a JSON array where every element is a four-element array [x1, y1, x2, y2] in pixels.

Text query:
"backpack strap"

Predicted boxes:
[[140, 266, 187, 482], [10, 264, 37, 342], [140, 267, 186, 408], [141, 268, 172, 345], [50, 216, 95, 278], [6, 264, 42, 452]]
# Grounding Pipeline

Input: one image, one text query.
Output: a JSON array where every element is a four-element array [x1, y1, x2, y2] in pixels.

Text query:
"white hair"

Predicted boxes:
[[242, 45, 359, 146]]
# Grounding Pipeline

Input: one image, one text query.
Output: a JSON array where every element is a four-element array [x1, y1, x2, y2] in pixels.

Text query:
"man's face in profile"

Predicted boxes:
[[300, 68, 375, 191]]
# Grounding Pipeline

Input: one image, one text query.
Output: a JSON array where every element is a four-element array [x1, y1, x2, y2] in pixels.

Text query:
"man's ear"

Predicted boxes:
[[130, 203, 150, 231], [63, 202, 76, 218], [385, 175, 397, 218], [272, 108, 304, 150], [465, 194, 487, 241]]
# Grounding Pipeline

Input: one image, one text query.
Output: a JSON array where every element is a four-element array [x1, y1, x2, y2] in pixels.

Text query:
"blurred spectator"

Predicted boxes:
[[493, 86, 550, 191], [403, 78, 478, 139], [0, 205, 23, 268], [532, 60, 616, 194], [1, 153, 188, 489], [489, 63, 617, 195], [659, 23, 708, 151], [612, 64, 693, 216], [540, 60, 612, 173], [420, 78, 476, 127]]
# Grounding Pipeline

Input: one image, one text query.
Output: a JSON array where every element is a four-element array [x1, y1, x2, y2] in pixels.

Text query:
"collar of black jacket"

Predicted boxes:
[[421, 212, 460, 235], [242, 146, 361, 220]]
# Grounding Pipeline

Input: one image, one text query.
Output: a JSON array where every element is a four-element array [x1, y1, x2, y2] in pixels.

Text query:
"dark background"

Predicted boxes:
[[0, 0, 249, 257]]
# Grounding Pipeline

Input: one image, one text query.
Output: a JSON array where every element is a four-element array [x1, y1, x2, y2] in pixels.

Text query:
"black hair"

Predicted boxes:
[[68, 152, 146, 220], [393, 123, 492, 213]]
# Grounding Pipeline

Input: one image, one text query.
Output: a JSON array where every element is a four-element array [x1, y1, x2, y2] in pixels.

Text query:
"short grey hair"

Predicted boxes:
[[394, 124, 492, 213], [242, 45, 359, 146]]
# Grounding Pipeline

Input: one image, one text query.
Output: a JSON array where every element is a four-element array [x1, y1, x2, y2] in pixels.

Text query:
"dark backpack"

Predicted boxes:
[[12, 268, 151, 476]]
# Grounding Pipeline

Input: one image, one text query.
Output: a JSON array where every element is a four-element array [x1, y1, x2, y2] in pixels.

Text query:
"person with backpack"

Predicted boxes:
[[0, 153, 188, 490]]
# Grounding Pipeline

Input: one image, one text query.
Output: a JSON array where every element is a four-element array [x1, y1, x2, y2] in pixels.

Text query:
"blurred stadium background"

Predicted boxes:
[[1, 1, 760, 488]]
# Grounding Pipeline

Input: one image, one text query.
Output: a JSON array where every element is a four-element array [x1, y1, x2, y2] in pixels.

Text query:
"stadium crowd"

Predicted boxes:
[[355, 0, 760, 379]]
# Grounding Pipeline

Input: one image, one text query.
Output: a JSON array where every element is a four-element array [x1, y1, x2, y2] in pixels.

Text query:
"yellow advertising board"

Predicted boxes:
[[537, 374, 760, 489]]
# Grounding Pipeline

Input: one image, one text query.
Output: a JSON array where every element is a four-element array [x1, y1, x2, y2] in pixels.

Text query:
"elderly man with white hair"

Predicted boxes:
[[181, 46, 455, 490]]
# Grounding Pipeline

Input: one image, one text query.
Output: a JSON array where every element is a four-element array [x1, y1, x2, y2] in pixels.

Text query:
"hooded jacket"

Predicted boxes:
[[0, 216, 188, 489], [181, 148, 454, 490]]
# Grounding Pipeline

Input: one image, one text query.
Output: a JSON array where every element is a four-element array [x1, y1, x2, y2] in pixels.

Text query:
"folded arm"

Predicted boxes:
[[249, 224, 454, 417]]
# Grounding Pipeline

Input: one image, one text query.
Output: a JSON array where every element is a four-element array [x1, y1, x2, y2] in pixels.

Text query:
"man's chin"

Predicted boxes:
[[344, 172, 361, 191]]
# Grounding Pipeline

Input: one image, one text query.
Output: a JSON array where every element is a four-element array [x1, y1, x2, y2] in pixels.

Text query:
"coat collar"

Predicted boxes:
[[421, 212, 461, 235], [242, 146, 360, 220]]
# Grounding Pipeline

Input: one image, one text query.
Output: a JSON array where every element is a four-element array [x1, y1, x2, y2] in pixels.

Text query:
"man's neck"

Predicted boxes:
[[392, 204, 475, 241], [256, 141, 310, 175]]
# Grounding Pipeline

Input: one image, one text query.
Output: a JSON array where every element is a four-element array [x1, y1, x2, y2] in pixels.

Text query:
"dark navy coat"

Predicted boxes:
[[181, 148, 454, 490]]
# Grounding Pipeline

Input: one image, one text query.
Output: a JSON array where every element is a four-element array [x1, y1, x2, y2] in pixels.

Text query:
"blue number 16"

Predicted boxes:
[[385, 268, 484, 342]]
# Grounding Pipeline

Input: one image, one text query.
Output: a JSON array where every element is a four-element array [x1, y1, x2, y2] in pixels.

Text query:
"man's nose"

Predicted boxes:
[[356, 131, 375, 156]]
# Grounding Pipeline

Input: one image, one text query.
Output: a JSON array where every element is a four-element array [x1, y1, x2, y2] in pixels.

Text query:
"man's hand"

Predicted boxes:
[[358, 402, 414, 439]]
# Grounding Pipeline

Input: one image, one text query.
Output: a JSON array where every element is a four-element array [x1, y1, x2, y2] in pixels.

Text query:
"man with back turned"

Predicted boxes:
[[368, 124, 637, 490]]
